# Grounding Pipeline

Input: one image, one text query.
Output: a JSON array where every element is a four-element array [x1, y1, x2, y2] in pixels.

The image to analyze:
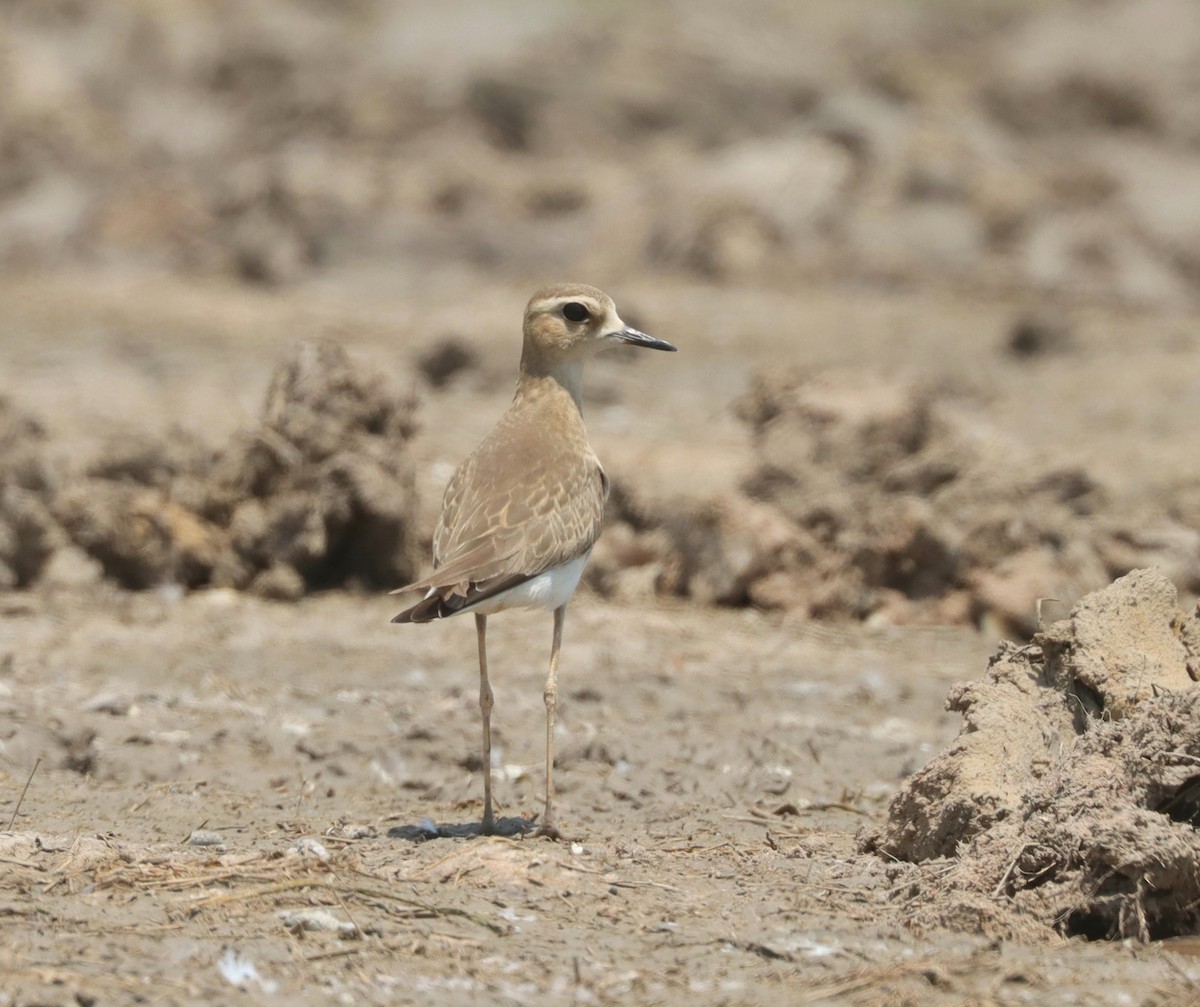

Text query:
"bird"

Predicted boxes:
[[391, 283, 676, 838]]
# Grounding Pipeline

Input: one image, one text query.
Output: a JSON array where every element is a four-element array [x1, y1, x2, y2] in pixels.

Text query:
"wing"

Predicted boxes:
[[391, 406, 606, 621]]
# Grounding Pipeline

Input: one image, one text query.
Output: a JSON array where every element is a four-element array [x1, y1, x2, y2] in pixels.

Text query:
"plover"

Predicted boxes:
[[392, 284, 676, 838]]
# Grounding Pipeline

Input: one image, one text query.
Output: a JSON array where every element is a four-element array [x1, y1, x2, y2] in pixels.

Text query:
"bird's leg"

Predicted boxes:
[[475, 613, 495, 834], [537, 604, 567, 840]]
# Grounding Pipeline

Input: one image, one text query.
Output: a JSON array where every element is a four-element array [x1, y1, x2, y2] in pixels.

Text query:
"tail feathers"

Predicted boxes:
[[391, 572, 528, 624]]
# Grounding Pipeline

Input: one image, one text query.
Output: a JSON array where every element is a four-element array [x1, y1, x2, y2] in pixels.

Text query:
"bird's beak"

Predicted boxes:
[[612, 326, 677, 352]]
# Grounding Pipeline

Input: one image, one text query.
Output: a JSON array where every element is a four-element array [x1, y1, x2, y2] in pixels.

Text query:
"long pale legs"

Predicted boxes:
[[537, 605, 568, 839], [475, 613, 495, 834]]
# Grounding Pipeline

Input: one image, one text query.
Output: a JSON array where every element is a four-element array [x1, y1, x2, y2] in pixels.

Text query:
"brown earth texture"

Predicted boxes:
[[3, 0, 1200, 1004]]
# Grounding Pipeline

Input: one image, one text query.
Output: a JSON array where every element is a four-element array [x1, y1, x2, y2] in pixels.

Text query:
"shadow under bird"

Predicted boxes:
[[391, 283, 676, 839]]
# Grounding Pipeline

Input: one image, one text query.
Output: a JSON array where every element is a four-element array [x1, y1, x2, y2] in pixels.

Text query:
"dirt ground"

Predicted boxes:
[[3, 0, 1200, 1004]]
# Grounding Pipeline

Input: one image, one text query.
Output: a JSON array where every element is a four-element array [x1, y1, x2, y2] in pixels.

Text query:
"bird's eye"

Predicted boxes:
[[561, 302, 589, 322]]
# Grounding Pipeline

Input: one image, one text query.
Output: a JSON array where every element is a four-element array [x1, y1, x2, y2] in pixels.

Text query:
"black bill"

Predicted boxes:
[[614, 327, 677, 352]]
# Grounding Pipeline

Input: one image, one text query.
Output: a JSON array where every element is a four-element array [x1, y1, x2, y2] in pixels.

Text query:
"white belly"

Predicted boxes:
[[471, 550, 591, 616]]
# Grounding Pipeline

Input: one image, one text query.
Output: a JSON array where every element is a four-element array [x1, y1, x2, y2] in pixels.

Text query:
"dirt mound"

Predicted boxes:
[[648, 368, 1200, 630], [0, 397, 60, 588], [863, 569, 1200, 940], [6, 341, 421, 596], [191, 340, 421, 596]]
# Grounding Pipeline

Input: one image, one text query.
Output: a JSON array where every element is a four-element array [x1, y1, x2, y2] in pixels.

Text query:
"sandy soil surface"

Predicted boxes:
[[3, 1, 1200, 1004]]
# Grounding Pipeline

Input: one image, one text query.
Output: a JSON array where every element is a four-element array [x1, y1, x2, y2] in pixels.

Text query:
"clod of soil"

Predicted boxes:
[[643, 368, 1200, 632], [54, 481, 220, 590], [1005, 310, 1076, 359], [0, 398, 58, 588], [196, 339, 421, 593], [29, 341, 422, 595], [417, 336, 480, 389], [863, 568, 1200, 941]]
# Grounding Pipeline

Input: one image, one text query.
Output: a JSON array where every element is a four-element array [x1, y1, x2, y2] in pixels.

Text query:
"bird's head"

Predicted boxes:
[[522, 283, 676, 363]]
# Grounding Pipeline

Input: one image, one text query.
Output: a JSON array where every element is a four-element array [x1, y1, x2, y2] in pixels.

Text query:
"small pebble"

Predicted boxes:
[[84, 694, 132, 716], [332, 823, 377, 840], [289, 837, 330, 862], [279, 908, 356, 935], [1006, 312, 1074, 359]]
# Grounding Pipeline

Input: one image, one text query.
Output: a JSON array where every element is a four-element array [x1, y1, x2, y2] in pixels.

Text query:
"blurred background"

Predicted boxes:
[[2, 0, 1199, 631], [6, 0, 1200, 299]]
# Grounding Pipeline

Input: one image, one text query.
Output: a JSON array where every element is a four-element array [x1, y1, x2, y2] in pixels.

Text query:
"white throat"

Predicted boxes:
[[547, 357, 584, 410]]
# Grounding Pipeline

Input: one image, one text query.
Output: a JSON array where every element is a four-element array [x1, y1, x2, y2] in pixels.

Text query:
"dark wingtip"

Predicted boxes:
[[392, 592, 457, 624], [392, 604, 431, 624], [390, 573, 528, 625]]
